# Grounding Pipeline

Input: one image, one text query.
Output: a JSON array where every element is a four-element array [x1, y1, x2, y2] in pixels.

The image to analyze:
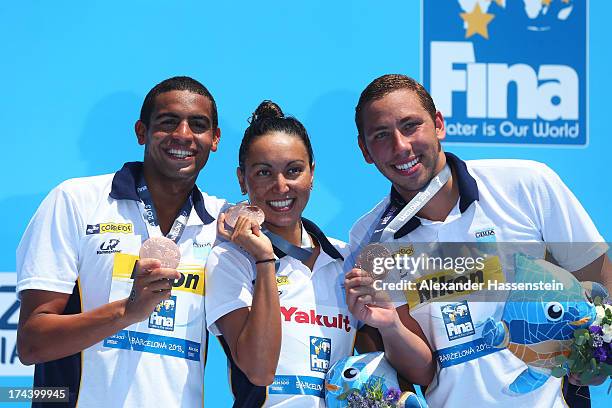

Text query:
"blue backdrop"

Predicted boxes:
[[1, 1, 611, 406]]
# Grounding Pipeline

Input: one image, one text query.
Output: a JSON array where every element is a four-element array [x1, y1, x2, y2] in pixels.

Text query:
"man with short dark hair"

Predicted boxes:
[[347, 74, 612, 407], [17, 76, 226, 407]]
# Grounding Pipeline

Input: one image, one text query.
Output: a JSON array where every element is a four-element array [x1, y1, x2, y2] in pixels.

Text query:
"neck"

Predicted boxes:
[[265, 220, 303, 247], [142, 164, 195, 233], [395, 165, 459, 223]]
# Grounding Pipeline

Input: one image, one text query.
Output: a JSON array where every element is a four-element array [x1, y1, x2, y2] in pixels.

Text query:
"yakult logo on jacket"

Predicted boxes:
[[280, 306, 351, 332]]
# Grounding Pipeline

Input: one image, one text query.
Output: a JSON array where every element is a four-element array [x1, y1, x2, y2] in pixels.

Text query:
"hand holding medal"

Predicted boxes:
[[124, 237, 182, 323], [218, 203, 274, 261]]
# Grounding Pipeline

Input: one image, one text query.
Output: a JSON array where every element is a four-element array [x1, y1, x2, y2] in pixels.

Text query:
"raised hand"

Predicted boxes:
[[124, 258, 181, 324], [218, 212, 274, 261], [345, 267, 399, 329]]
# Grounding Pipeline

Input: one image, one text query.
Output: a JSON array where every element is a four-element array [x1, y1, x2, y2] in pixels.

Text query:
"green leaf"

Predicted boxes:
[[599, 364, 612, 376], [581, 371, 594, 384], [555, 355, 569, 364], [574, 329, 588, 338], [551, 366, 567, 378], [575, 336, 586, 346]]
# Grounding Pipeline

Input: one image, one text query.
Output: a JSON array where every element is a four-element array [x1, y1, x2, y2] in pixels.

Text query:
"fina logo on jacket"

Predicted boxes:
[[149, 296, 177, 331], [441, 300, 475, 341], [310, 336, 331, 373]]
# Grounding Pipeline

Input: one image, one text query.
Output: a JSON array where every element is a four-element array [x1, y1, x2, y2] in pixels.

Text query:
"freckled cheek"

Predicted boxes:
[[246, 182, 272, 205], [293, 184, 312, 206]]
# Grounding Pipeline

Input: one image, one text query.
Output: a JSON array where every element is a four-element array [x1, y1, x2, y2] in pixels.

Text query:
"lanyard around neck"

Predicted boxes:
[[136, 176, 193, 243], [370, 163, 452, 243]]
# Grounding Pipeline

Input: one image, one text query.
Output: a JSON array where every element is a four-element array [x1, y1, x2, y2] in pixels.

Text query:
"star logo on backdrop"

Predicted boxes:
[[460, 3, 495, 39]]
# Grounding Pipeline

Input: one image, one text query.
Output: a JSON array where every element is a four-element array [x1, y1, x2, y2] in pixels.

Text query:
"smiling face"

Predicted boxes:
[[238, 131, 314, 230], [136, 90, 220, 184], [358, 89, 446, 200]]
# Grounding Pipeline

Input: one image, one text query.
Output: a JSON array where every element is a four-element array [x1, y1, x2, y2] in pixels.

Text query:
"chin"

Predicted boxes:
[[263, 214, 300, 229]]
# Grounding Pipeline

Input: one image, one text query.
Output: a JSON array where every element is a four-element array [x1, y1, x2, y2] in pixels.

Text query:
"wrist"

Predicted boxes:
[[378, 314, 404, 336], [255, 252, 275, 262], [116, 298, 135, 327]]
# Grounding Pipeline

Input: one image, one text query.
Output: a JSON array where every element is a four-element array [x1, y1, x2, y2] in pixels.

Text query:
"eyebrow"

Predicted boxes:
[[251, 160, 306, 167], [153, 112, 210, 122], [368, 115, 419, 133]]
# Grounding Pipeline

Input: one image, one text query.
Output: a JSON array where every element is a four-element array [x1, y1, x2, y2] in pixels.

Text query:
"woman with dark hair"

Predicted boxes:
[[205, 100, 434, 407]]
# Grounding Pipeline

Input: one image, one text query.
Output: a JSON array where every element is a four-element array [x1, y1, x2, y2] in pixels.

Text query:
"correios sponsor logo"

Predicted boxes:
[[280, 306, 351, 332], [86, 222, 133, 235]]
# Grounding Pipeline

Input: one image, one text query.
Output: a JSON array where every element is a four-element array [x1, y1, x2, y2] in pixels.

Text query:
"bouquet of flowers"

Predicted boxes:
[[552, 296, 612, 386], [344, 378, 401, 408]]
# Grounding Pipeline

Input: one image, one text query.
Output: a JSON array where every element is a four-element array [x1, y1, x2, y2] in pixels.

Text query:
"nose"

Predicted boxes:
[[273, 174, 290, 194], [392, 129, 412, 152], [172, 119, 192, 142]]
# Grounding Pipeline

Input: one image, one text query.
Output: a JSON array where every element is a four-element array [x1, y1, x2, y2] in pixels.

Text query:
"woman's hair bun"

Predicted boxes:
[[250, 100, 284, 123]]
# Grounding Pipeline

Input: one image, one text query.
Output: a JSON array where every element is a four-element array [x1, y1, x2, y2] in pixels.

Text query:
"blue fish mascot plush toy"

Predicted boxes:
[[482, 253, 607, 394], [324, 352, 428, 408]]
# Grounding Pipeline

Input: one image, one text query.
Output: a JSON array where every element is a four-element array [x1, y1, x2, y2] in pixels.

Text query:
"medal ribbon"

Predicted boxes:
[[136, 176, 193, 243], [370, 164, 451, 243]]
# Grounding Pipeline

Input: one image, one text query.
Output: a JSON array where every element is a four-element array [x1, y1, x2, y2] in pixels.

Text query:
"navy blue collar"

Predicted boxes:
[[109, 161, 215, 225], [270, 218, 344, 261], [390, 152, 479, 239]]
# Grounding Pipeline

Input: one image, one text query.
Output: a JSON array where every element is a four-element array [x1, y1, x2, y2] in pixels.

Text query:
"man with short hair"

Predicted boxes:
[[346, 74, 612, 407], [17, 76, 226, 407]]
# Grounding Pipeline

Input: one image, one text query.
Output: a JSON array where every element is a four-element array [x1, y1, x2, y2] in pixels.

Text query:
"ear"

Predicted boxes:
[[135, 120, 147, 145], [434, 111, 446, 141], [310, 161, 316, 185], [210, 127, 221, 152], [236, 167, 246, 194], [357, 135, 374, 164]]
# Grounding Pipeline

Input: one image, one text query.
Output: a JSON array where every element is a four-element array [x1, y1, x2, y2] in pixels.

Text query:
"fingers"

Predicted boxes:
[[217, 213, 232, 240], [346, 280, 376, 313], [346, 267, 369, 281], [135, 258, 162, 275], [138, 267, 180, 284], [354, 294, 374, 312], [230, 216, 261, 241], [347, 285, 375, 306], [231, 216, 248, 241], [148, 279, 174, 293], [344, 274, 373, 290]]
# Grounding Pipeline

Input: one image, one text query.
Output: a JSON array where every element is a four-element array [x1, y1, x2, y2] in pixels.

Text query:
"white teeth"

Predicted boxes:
[[394, 157, 419, 171], [269, 199, 294, 208], [168, 149, 194, 158]]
